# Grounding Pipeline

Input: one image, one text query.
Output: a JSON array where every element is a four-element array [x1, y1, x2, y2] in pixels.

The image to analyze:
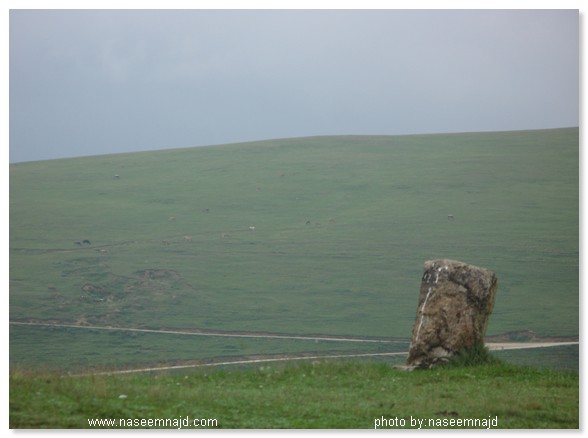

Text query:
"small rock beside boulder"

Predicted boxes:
[[406, 259, 498, 369]]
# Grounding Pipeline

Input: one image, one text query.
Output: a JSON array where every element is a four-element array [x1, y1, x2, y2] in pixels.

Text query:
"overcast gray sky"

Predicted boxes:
[[9, 9, 579, 163]]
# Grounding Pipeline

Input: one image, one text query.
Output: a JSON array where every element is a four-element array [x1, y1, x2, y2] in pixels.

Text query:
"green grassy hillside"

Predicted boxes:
[[10, 128, 579, 372]]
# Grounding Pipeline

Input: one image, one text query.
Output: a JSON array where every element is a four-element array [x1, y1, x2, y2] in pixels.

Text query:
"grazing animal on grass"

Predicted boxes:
[[249, 226, 256, 231], [83, 240, 91, 245], [183, 235, 193, 242]]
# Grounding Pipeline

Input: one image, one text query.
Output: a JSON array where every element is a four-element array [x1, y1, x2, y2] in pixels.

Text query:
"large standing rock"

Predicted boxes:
[[406, 259, 498, 369]]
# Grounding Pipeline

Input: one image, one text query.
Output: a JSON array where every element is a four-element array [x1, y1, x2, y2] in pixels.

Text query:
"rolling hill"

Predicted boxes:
[[9, 128, 579, 372]]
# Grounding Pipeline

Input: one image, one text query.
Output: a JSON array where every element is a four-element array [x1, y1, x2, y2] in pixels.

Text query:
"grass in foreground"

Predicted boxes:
[[10, 360, 578, 429]]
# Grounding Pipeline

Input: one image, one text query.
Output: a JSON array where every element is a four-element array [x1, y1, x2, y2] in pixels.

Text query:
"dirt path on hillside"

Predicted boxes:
[[486, 341, 579, 350], [11, 321, 578, 377], [11, 321, 578, 346], [10, 321, 399, 343], [70, 351, 412, 376], [72, 341, 579, 377], [12, 321, 578, 348]]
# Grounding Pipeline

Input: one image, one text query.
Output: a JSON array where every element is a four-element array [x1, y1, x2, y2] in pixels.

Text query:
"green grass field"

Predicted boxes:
[[10, 128, 578, 372], [9, 360, 579, 429]]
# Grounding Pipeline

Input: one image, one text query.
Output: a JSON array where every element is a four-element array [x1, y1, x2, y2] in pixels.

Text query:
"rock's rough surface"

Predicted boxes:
[[406, 259, 498, 369]]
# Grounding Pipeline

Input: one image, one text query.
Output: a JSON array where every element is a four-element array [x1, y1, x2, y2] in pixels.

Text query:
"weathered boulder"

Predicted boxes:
[[406, 259, 498, 369]]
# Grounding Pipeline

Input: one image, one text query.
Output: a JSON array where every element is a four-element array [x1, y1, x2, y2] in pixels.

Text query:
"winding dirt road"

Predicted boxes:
[[71, 342, 580, 377], [10, 321, 577, 376], [486, 341, 579, 351], [9, 321, 400, 343]]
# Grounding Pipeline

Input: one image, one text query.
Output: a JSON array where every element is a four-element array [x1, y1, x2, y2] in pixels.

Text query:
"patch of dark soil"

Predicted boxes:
[[136, 269, 180, 280], [81, 283, 109, 300], [125, 269, 190, 297], [74, 268, 195, 325]]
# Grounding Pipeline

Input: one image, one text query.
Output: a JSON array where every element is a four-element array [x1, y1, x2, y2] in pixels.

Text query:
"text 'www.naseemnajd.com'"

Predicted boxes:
[[88, 416, 218, 429]]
